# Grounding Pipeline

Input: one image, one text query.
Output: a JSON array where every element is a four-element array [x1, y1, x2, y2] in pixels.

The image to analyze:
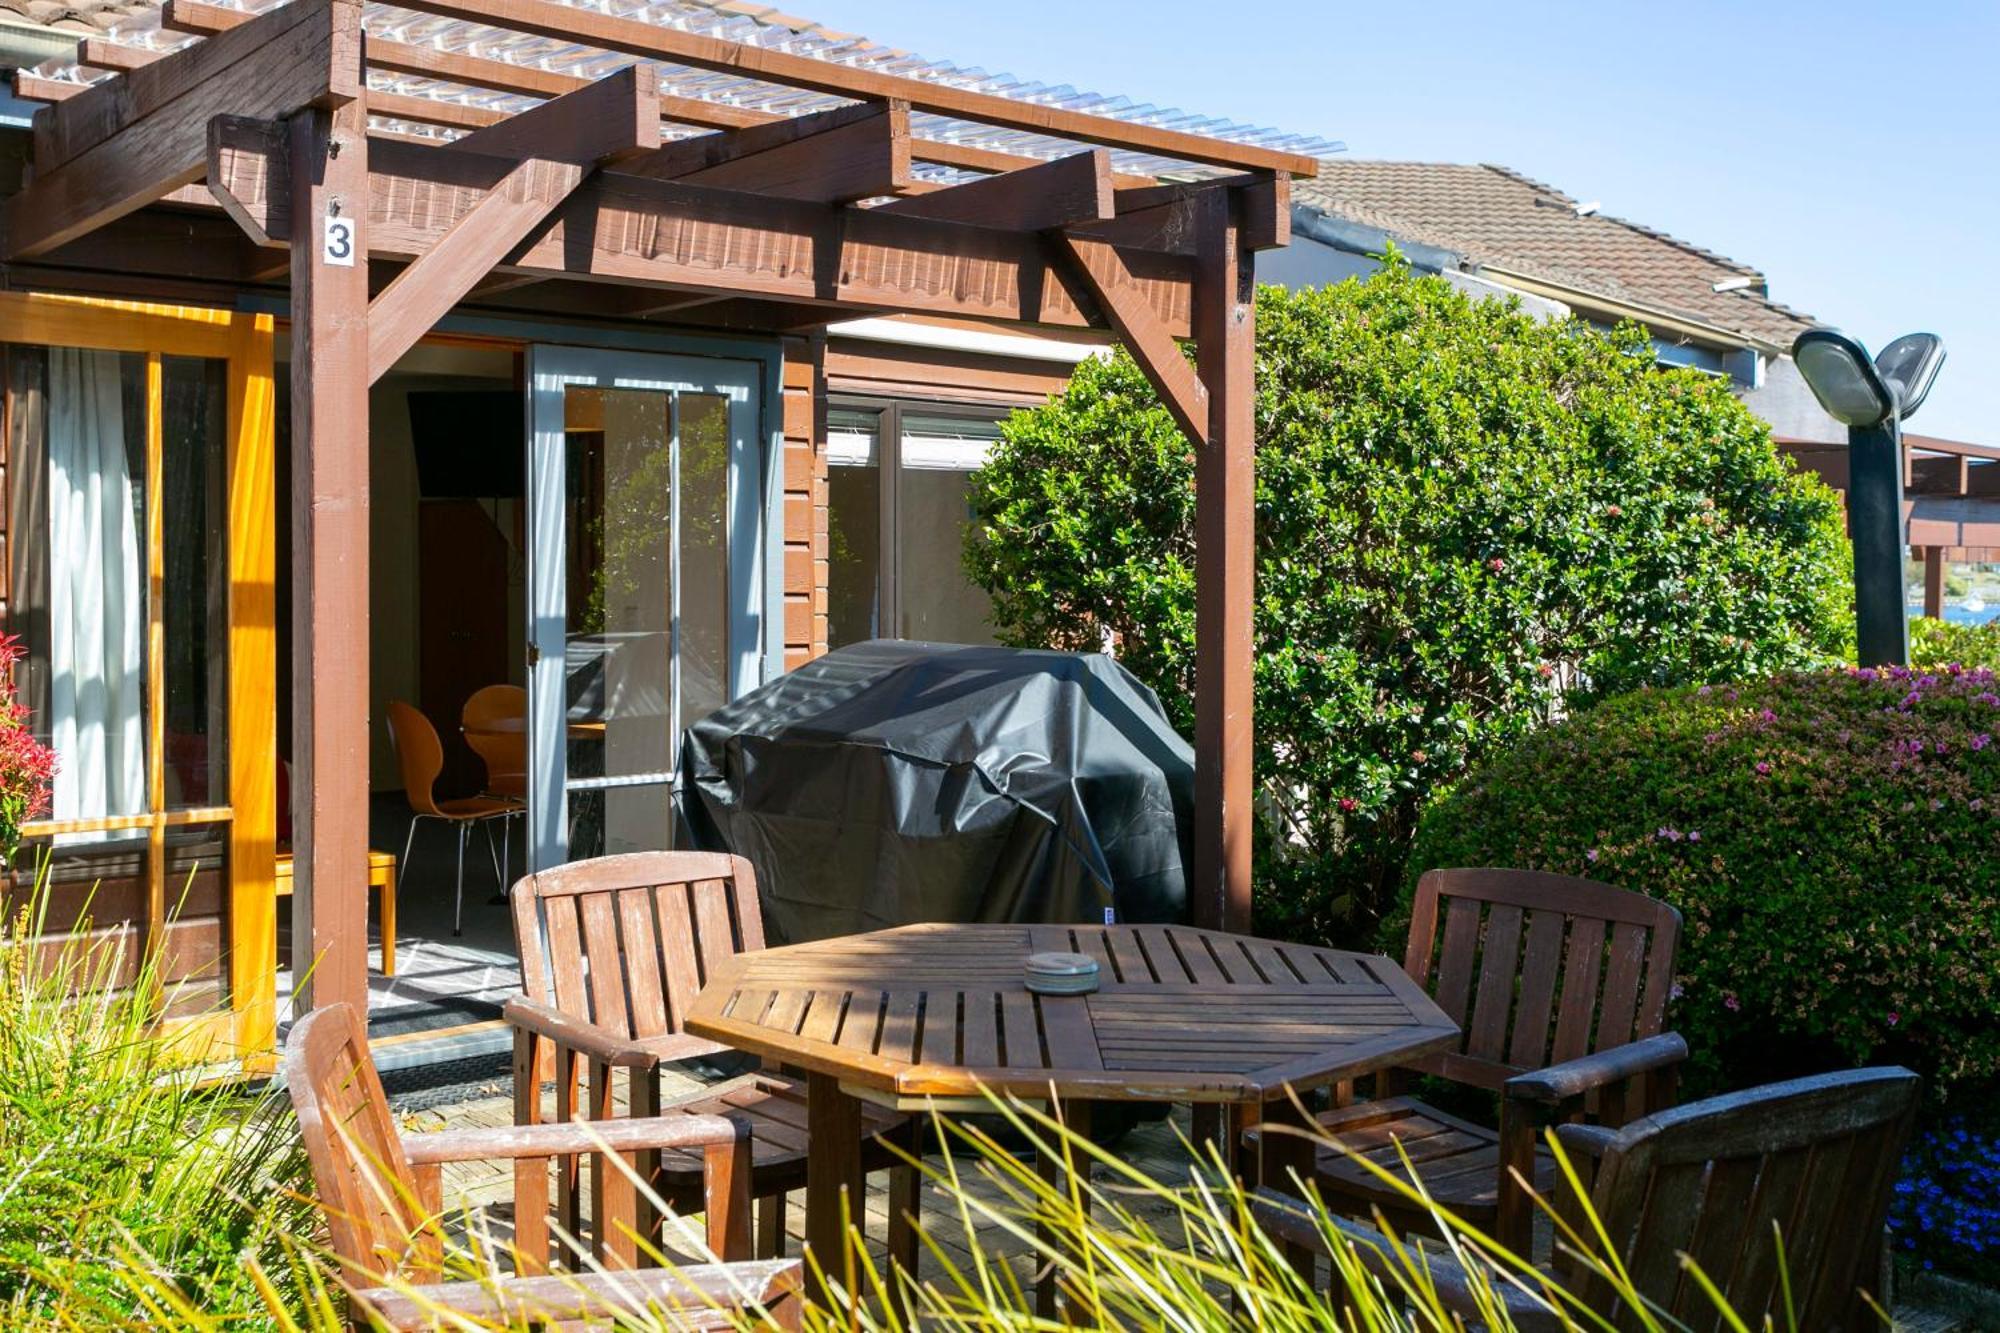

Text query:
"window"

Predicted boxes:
[[3, 341, 232, 1004], [826, 400, 1006, 648]]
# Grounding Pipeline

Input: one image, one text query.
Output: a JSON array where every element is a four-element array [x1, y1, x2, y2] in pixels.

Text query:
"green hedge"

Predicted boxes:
[[1912, 615, 2000, 670], [967, 261, 1853, 938], [1409, 666, 2000, 1097]]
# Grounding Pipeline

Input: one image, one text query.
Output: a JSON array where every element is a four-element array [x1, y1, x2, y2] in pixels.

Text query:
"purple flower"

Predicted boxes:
[[1670, 982, 1685, 1001], [1974, 734, 1992, 752], [1888, 1011, 1900, 1028], [1758, 708, 1777, 724], [1688, 830, 1702, 843], [1586, 848, 1600, 863], [1755, 761, 1772, 776], [1724, 994, 1741, 1012]]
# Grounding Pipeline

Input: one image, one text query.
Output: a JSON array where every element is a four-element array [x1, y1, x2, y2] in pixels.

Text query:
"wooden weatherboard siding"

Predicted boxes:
[[783, 337, 824, 667]]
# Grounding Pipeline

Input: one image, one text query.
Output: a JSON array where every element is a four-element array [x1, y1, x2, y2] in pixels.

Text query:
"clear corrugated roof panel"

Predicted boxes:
[[31, 0, 1341, 179]]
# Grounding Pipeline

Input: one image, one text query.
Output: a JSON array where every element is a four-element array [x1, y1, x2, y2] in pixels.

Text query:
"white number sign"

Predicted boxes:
[[322, 214, 356, 267]]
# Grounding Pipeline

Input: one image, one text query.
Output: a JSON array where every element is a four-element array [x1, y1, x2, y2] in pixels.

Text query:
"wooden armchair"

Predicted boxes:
[[1287, 868, 1687, 1253], [285, 1003, 802, 1331], [1261, 1066, 1921, 1332], [508, 851, 918, 1265]]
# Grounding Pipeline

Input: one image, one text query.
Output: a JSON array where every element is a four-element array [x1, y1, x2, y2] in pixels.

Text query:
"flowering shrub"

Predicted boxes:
[[1893, 1116, 2000, 1282], [969, 261, 1852, 939], [1410, 666, 2000, 1096], [1912, 615, 2000, 671], [0, 632, 54, 863]]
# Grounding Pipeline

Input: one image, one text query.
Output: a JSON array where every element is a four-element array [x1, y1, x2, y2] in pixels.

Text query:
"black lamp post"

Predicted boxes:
[[1792, 328, 1948, 667]]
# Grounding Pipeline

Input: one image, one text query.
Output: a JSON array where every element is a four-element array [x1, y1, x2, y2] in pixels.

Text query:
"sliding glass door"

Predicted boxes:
[[523, 346, 762, 872]]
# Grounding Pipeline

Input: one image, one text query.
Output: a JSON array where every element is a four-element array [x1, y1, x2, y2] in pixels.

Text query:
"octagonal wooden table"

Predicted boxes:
[[684, 921, 1459, 1300]]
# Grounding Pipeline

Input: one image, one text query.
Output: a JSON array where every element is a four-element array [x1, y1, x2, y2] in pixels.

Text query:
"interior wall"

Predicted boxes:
[[367, 342, 520, 792]]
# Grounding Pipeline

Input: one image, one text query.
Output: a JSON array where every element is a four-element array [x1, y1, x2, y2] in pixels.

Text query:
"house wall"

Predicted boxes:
[[1747, 355, 1844, 445], [781, 336, 822, 670]]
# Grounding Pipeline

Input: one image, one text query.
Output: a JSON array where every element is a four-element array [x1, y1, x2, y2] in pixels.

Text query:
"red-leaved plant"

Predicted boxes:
[[0, 632, 55, 864]]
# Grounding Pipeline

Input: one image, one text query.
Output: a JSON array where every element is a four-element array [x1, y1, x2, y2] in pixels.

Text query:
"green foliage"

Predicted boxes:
[[1410, 665, 2000, 1097], [966, 261, 1853, 939], [1911, 615, 2000, 670], [793, 1096, 1810, 1332], [0, 861, 313, 1326]]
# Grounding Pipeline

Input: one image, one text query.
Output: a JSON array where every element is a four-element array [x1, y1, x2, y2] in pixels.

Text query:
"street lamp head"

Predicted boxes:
[[1873, 332, 1947, 423], [1793, 328, 1897, 428]]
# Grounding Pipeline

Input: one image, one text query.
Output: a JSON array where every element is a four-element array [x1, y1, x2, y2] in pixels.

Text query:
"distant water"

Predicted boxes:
[[1912, 603, 2000, 626]]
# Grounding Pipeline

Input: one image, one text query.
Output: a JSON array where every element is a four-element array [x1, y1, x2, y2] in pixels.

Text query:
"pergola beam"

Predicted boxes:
[[0, 0, 361, 259], [1192, 189, 1257, 935], [391, 0, 1321, 176], [625, 99, 912, 203], [1053, 231, 1208, 443], [881, 149, 1114, 232], [206, 125, 1196, 335], [158, 0, 1156, 185], [287, 90, 373, 1017], [366, 65, 662, 382]]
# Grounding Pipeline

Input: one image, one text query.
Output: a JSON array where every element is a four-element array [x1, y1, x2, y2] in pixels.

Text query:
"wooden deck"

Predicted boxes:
[[412, 1067, 1199, 1294]]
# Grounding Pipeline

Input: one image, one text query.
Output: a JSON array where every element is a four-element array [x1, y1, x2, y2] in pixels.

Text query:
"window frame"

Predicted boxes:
[[0, 293, 277, 1063], [825, 393, 1010, 644]]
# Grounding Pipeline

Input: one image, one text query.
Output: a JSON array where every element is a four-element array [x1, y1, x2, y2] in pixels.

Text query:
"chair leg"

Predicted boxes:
[[757, 1190, 786, 1259], [399, 813, 423, 884], [482, 817, 503, 885], [454, 822, 467, 936]]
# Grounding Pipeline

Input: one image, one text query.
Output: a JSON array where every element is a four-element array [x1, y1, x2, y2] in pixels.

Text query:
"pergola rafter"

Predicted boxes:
[[1, 0, 1320, 1015]]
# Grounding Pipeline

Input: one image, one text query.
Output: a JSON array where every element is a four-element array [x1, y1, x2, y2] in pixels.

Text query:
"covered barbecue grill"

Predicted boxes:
[[681, 641, 1194, 944]]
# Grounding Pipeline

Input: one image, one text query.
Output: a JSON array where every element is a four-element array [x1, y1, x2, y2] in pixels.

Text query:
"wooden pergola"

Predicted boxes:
[[1782, 434, 2000, 616], [0, 0, 1319, 1014]]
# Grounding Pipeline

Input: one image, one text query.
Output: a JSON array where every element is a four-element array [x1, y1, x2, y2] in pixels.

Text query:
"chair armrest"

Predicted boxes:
[[1504, 1032, 1689, 1106], [1552, 1122, 1619, 1161], [504, 997, 654, 1068], [401, 1110, 750, 1167]]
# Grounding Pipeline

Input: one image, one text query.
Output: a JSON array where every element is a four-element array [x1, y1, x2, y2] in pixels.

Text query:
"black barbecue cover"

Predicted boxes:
[[681, 640, 1193, 944]]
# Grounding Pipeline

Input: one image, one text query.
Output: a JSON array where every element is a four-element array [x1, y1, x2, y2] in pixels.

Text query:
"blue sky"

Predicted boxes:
[[811, 0, 1999, 443]]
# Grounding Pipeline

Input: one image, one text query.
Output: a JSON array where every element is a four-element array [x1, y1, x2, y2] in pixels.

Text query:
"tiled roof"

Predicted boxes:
[[8, 0, 1340, 181], [1295, 161, 1816, 348], [0, 0, 152, 34]]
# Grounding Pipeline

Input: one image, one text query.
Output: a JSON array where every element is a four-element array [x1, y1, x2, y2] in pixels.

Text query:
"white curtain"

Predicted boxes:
[[46, 348, 144, 827]]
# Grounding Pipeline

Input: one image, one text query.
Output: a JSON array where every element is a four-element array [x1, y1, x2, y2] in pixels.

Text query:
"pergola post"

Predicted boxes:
[[286, 94, 371, 1013], [1193, 190, 1257, 934], [1923, 546, 1946, 619]]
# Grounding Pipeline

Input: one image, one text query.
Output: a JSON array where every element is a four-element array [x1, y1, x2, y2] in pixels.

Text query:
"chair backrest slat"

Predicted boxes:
[[1403, 868, 1682, 1089], [514, 851, 765, 1039], [285, 1004, 423, 1288], [616, 886, 671, 1038], [1571, 1067, 1919, 1331], [1506, 908, 1567, 1068], [655, 882, 704, 1031]]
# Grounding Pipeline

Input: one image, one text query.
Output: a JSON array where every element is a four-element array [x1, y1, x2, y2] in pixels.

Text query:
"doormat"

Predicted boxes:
[[381, 1051, 511, 1112], [366, 993, 504, 1040]]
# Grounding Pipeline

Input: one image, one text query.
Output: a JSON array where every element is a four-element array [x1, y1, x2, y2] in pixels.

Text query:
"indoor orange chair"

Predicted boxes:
[[461, 684, 528, 801], [386, 700, 523, 936]]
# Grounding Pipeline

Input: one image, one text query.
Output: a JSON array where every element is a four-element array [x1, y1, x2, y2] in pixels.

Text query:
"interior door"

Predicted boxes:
[[524, 346, 763, 872]]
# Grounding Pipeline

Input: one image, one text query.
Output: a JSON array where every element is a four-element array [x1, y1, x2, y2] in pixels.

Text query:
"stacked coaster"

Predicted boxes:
[[1023, 951, 1101, 996]]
